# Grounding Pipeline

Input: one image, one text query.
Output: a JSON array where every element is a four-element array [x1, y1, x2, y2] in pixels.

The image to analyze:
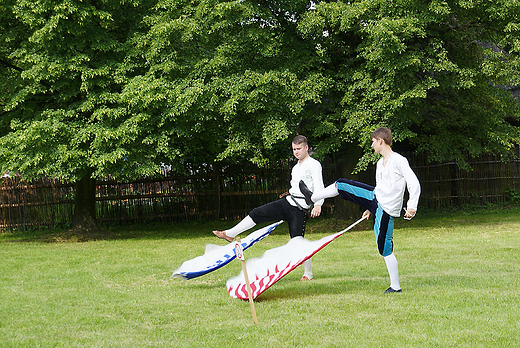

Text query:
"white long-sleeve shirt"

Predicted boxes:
[[287, 156, 325, 209], [374, 152, 421, 217]]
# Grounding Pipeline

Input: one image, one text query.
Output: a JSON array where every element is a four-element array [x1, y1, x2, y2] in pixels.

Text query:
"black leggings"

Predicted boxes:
[[248, 198, 307, 239]]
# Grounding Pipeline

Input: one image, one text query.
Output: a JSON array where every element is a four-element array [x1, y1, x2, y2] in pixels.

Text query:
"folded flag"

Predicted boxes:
[[227, 217, 365, 299], [171, 220, 284, 280]]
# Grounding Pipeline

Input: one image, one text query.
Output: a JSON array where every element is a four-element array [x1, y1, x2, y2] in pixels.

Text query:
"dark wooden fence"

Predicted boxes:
[[1, 149, 519, 231], [408, 150, 520, 209]]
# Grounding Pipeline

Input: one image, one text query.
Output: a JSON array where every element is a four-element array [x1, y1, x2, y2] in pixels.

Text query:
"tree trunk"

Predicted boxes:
[[332, 143, 366, 220], [72, 174, 100, 234]]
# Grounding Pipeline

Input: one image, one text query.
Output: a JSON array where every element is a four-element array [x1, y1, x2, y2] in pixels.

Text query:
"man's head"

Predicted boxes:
[[292, 135, 309, 161], [371, 127, 392, 146], [292, 135, 308, 146], [370, 127, 392, 155]]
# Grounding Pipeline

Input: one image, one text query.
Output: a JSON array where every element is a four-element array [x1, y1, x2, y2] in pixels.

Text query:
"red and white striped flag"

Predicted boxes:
[[226, 217, 365, 300]]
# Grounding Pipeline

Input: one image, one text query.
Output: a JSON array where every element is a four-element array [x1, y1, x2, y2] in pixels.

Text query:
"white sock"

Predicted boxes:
[[225, 215, 256, 238], [303, 258, 313, 279], [384, 253, 400, 290], [311, 182, 339, 202]]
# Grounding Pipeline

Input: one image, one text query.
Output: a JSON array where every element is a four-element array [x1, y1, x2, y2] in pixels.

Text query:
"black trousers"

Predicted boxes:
[[248, 198, 307, 239]]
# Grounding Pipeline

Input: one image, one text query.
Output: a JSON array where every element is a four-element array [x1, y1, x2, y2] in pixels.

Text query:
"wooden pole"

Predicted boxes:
[[235, 238, 258, 325]]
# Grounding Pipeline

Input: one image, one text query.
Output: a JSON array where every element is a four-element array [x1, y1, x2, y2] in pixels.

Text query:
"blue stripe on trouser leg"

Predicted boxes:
[[335, 179, 394, 257], [336, 179, 375, 208], [374, 204, 394, 257]]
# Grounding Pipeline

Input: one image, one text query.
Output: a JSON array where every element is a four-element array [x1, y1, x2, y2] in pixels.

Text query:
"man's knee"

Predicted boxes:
[[378, 241, 393, 257]]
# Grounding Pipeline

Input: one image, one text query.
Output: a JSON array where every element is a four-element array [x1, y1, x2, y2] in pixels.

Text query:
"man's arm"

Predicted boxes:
[[310, 160, 325, 207], [400, 156, 421, 213], [309, 160, 325, 218]]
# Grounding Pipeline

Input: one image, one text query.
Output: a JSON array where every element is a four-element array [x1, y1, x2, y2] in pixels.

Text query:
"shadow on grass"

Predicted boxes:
[[395, 204, 520, 230], [253, 277, 377, 302], [1, 220, 240, 243], [0, 215, 351, 243], [0, 218, 367, 244]]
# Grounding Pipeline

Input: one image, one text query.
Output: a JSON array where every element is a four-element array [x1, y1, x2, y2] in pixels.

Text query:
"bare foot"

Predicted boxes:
[[212, 230, 233, 242]]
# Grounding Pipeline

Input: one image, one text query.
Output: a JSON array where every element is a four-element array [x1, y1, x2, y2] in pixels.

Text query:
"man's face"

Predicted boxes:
[[292, 142, 309, 160], [371, 137, 383, 154]]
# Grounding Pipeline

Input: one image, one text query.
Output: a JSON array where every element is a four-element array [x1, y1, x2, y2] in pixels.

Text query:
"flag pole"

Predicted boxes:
[[235, 237, 258, 325], [338, 215, 369, 235]]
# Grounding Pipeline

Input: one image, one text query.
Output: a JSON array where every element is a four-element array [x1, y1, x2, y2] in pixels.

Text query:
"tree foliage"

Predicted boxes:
[[296, 0, 520, 169], [0, 0, 162, 181], [132, 0, 332, 166]]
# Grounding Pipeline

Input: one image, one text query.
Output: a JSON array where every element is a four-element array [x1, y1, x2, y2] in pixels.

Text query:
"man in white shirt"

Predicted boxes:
[[300, 127, 420, 293], [213, 135, 325, 281]]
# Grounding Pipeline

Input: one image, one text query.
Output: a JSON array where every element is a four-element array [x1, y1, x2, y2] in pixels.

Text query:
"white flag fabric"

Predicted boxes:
[[227, 217, 365, 299], [171, 220, 283, 280]]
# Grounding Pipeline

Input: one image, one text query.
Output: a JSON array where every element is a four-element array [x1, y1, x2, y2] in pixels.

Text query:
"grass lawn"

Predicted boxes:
[[1, 206, 519, 347]]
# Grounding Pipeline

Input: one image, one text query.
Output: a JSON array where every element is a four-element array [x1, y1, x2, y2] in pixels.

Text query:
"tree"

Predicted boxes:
[[0, 0, 193, 232], [1, 0, 305, 231]]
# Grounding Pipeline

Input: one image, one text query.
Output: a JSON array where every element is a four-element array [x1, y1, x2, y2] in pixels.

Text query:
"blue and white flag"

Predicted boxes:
[[171, 220, 284, 280]]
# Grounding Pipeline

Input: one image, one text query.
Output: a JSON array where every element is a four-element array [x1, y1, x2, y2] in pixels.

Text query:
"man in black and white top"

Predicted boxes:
[[213, 135, 325, 281]]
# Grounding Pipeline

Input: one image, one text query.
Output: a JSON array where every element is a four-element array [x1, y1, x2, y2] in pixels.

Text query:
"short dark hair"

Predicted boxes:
[[371, 127, 392, 146], [292, 135, 308, 146]]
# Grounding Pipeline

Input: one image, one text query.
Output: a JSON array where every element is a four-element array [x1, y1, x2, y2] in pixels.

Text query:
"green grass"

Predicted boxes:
[[1, 207, 520, 347]]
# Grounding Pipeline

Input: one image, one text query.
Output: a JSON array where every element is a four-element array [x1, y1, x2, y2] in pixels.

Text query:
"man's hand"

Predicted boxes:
[[310, 205, 322, 218], [362, 209, 372, 220], [404, 208, 416, 220]]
